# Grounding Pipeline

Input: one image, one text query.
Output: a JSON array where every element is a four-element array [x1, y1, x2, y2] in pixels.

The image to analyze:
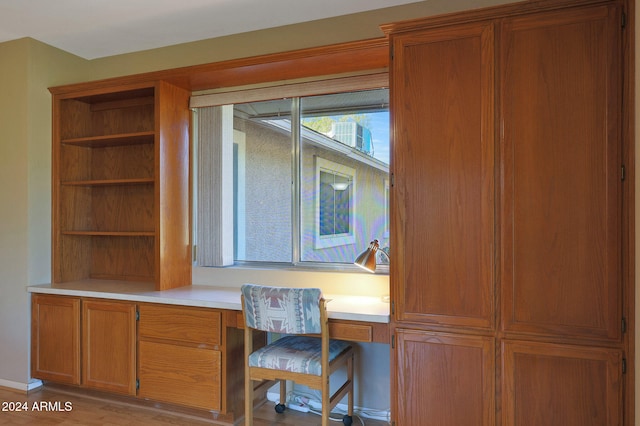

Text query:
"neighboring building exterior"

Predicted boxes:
[[234, 115, 389, 265]]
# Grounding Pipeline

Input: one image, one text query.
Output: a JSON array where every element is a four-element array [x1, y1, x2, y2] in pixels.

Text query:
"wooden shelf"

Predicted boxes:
[[53, 81, 191, 290], [62, 231, 155, 237], [61, 178, 154, 186], [61, 131, 155, 148]]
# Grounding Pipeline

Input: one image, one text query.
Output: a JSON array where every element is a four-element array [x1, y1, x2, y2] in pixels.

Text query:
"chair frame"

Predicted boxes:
[[242, 292, 355, 426]]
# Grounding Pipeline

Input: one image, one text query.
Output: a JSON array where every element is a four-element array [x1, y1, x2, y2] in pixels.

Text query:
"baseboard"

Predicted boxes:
[[0, 378, 43, 393]]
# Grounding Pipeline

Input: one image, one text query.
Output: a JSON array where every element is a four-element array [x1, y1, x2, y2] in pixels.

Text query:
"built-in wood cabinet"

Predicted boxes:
[[500, 4, 623, 343], [31, 294, 81, 385], [32, 295, 251, 421], [502, 340, 622, 425], [390, 19, 495, 331], [385, 1, 629, 424], [82, 299, 137, 395], [51, 81, 191, 290], [388, 18, 498, 426], [137, 304, 223, 411], [31, 295, 136, 395], [395, 329, 495, 425]]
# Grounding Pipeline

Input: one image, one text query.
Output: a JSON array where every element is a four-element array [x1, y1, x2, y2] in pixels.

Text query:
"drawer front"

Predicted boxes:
[[238, 313, 389, 343], [330, 320, 390, 343], [329, 322, 373, 342], [138, 340, 221, 411], [138, 304, 221, 345]]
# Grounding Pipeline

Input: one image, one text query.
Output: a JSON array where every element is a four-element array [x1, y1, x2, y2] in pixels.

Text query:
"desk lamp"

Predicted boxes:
[[354, 239, 390, 272]]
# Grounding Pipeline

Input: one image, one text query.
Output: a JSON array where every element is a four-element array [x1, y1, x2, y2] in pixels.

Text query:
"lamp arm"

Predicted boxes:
[[377, 248, 390, 261]]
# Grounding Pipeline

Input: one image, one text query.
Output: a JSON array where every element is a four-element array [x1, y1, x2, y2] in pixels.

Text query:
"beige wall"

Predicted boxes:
[[0, 38, 88, 388], [0, 39, 30, 387]]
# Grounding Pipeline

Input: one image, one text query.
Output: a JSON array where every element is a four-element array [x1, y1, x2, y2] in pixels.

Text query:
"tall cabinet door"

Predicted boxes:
[[391, 21, 495, 330], [500, 4, 623, 341]]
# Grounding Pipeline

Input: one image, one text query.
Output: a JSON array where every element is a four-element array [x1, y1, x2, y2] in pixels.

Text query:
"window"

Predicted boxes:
[[315, 157, 356, 249], [192, 76, 389, 269]]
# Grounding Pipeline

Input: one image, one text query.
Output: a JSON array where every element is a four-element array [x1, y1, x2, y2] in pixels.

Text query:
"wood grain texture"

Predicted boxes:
[[502, 340, 622, 426], [31, 295, 81, 385], [388, 2, 629, 425], [138, 303, 221, 346], [392, 20, 495, 330], [48, 39, 388, 95], [395, 329, 495, 426], [90, 235, 155, 281], [155, 81, 192, 290], [0, 386, 389, 426], [500, 4, 622, 341], [52, 82, 191, 289], [82, 299, 137, 396], [138, 341, 221, 411]]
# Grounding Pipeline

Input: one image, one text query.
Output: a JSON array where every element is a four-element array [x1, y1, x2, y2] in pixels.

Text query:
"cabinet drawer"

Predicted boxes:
[[138, 304, 221, 345], [238, 313, 389, 343], [329, 322, 372, 342], [138, 340, 221, 411], [330, 320, 389, 343]]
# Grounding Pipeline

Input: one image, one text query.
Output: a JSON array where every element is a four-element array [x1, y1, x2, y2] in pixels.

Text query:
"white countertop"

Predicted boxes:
[[27, 281, 390, 323]]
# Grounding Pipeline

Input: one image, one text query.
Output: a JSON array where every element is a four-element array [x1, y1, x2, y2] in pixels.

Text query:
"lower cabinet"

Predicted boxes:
[[394, 329, 495, 426], [31, 294, 248, 419], [394, 328, 624, 426], [82, 299, 137, 395], [137, 303, 222, 411], [502, 340, 622, 426], [31, 294, 81, 385], [31, 295, 136, 395]]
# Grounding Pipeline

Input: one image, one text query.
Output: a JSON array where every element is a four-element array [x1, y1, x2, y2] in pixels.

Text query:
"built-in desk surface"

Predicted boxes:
[[28, 281, 390, 343]]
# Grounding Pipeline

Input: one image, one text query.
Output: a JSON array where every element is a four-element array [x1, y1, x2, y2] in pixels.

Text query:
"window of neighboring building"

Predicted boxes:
[[314, 157, 356, 249], [191, 75, 389, 270]]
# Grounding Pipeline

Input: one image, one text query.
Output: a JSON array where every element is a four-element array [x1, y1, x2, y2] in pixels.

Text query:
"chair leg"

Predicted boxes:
[[348, 352, 354, 416], [279, 379, 287, 406], [274, 379, 287, 413], [343, 352, 354, 426], [321, 376, 330, 426], [245, 372, 253, 426]]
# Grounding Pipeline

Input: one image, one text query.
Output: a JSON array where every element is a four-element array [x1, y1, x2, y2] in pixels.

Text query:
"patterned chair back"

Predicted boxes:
[[241, 284, 323, 334]]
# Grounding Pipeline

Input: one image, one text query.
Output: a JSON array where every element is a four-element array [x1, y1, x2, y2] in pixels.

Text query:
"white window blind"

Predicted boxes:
[[190, 72, 388, 108]]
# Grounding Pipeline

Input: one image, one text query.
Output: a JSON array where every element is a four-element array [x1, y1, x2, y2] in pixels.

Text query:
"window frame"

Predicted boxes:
[[314, 157, 357, 249], [191, 73, 389, 272]]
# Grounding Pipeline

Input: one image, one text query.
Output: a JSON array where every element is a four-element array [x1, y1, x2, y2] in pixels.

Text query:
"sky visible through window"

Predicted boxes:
[[367, 111, 390, 165]]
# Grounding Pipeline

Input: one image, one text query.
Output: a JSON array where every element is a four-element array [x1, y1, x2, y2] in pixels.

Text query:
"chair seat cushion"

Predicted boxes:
[[249, 336, 351, 376]]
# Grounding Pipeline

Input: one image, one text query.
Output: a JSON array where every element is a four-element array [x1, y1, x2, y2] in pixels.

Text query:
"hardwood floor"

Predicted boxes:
[[0, 386, 388, 425]]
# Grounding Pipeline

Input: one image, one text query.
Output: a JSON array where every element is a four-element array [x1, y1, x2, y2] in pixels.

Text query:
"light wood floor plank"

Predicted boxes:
[[0, 386, 388, 425]]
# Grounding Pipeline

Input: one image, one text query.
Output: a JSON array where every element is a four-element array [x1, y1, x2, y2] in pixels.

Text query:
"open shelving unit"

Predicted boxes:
[[51, 81, 191, 290]]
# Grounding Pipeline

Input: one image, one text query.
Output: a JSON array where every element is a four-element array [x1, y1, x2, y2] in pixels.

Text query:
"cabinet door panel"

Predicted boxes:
[[395, 329, 495, 426], [500, 5, 622, 340], [392, 21, 495, 329], [31, 295, 80, 385], [82, 299, 136, 395], [502, 340, 622, 425], [138, 341, 221, 411]]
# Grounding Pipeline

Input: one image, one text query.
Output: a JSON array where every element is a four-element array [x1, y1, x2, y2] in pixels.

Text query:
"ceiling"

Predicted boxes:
[[0, 0, 422, 60]]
